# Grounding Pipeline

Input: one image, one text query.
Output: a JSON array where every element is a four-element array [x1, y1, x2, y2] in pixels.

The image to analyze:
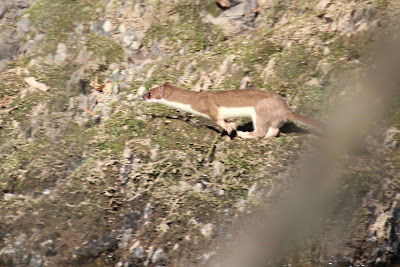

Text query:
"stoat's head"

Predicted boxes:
[[142, 84, 166, 103]]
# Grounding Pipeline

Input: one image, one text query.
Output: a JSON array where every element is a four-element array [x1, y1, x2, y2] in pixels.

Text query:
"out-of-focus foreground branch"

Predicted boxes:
[[221, 26, 400, 267]]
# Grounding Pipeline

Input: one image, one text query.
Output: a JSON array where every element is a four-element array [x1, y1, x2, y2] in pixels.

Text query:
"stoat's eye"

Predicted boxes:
[[148, 93, 152, 97]]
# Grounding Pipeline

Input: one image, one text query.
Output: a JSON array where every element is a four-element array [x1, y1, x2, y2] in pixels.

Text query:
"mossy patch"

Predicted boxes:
[[327, 31, 376, 62], [143, 1, 225, 53], [28, 63, 74, 89], [27, 0, 102, 54], [86, 33, 125, 63]]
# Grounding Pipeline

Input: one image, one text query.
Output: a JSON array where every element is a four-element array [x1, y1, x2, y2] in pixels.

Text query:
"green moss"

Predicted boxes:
[[9, 93, 47, 123], [275, 45, 309, 81], [205, 0, 222, 17], [89, 109, 147, 156], [28, 63, 73, 89], [27, 0, 102, 55], [328, 31, 375, 62], [208, 30, 282, 90], [86, 33, 125, 63], [375, 0, 389, 9], [142, 60, 184, 89], [8, 56, 33, 69], [240, 38, 282, 64], [143, 1, 225, 52]]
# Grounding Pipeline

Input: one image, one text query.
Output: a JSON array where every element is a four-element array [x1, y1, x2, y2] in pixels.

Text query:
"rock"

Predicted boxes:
[[19, 40, 36, 54], [129, 241, 139, 252], [157, 221, 169, 233], [134, 246, 145, 259], [16, 18, 30, 32], [0, 245, 15, 256], [206, 0, 257, 35], [130, 40, 141, 51], [111, 83, 119, 95], [122, 29, 137, 47], [305, 78, 320, 87], [366, 6, 377, 21], [136, 86, 146, 97], [0, 58, 9, 71], [188, 218, 198, 225], [352, 9, 365, 24], [129, 241, 145, 258], [212, 161, 224, 177], [80, 94, 88, 109], [201, 223, 214, 238], [15, 234, 26, 248], [109, 63, 120, 71], [68, 97, 75, 110], [42, 189, 50, 195], [237, 199, 247, 212], [127, 93, 135, 101], [357, 21, 369, 31], [337, 13, 356, 34], [40, 239, 54, 248], [222, 3, 250, 18], [316, 0, 331, 10], [54, 43, 67, 63], [323, 46, 330, 55], [29, 252, 43, 267], [218, 226, 226, 238], [151, 248, 165, 264], [118, 24, 126, 33], [261, 57, 276, 82], [200, 251, 217, 264], [143, 202, 152, 219], [103, 20, 113, 32], [4, 193, 16, 201], [194, 182, 205, 192], [239, 76, 251, 89], [118, 228, 132, 249], [248, 182, 257, 198], [0, 1, 7, 19], [0, 43, 16, 60], [91, 20, 111, 36], [122, 147, 132, 160], [146, 246, 154, 263], [384, 128, 400, 149]]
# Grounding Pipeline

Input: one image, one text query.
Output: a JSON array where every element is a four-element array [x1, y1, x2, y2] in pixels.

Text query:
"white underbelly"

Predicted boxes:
[[159, 99, 211, 118], [218, 106, 256, 119]]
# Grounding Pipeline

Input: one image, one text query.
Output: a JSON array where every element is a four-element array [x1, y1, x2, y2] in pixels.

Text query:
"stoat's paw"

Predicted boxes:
[[225, 122, 237, 134]]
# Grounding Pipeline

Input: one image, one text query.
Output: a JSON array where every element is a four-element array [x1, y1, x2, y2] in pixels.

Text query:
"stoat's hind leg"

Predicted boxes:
[[237, 112, 269, 139], [264, 127, 280, 138]]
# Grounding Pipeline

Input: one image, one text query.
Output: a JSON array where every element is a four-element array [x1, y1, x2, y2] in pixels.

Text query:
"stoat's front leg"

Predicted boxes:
[[209, 108, 237, 134], [216, 119, 237, 134], [224, 121, 237, 134]]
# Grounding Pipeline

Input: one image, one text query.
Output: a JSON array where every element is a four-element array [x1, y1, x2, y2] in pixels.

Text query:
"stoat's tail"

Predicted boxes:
[[287, 111, 324, 131]]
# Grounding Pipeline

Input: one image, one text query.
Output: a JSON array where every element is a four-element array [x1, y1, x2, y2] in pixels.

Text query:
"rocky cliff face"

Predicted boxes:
[[0, 0, 399, 266]]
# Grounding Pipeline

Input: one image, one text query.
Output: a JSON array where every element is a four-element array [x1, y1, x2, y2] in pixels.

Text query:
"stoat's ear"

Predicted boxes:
[[164, 81, 174, 86], [159, 85, 165, 98]]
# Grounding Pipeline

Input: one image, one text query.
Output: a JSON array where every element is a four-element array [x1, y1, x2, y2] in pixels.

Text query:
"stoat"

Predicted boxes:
[[142, 82, 322, 139]]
